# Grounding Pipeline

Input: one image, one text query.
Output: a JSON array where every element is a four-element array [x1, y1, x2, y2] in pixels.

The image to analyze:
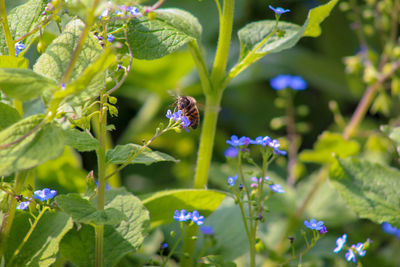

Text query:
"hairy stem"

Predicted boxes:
[[188, 40, 212, 95], [95, 93, 107, 267]]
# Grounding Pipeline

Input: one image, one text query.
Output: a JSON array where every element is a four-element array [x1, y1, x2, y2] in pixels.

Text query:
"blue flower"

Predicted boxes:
[[345, 249, 356, 262], [226, 135, 250, 147], [173, 209, 191, 222], [166, 110, 191, 131], [107, 34, 115, 42], [290, 76, 307, 90], [201, 225, 214, 235], [304, 218, 324, 230], [96, 181, 111, 190], [224, 146, 238, 158], [382, 222, 400, 239], [17, 201, 30, 210], [191, 210, 204, 225], [270, 75, 292, 90], [227, 175, 238, 187], [98, 8, 109, 19], [15, 41, 25, 56], [354, 243, 366, 256], [270, 74, 307, 91], [161, 242, 168, 249], [33, 188, 57, 201], [126, 6, 141, 16], [268, 139, 287, 155], [333, 234, 347, 253], [269, 184, 285, 193], [269, 5, 290, 15]]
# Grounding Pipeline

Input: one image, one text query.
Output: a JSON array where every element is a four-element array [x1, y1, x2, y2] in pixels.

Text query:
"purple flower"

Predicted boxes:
[[270, 74, 307, 91], [304, 218, 324, 231], [15, 41, 25, 56], [17, 201, 30, 210], [250, 176, 270, 188], [173, 209, 191, 222], [33, 188, 57, 201], [224, 146, 238, 158], [333, 234, 347, 253], [98, 8, 109, 19], [166, 110, 191, 131], [269, 184, 285, 193], [107, 34, 115, 42], [126, 6, 141, 16], [226, 135, 250, 147], [227, 175, 238, 187], [354, 243, 366, 256], [201, 225, 214, 235], [269, 5, 290, 15], [319, 225, 328, 235], [191, 210, 204, 225], [345, 249, 356, 262], [268, 139, 287, 155]]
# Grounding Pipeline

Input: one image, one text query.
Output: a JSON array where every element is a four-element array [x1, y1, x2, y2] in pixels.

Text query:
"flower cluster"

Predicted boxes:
[[99, 5, 142, 20], [173, 209, 204, 226], [382, 222, 400, 239], [166, 110, 191, 131], [15, 41, 25, 56], [270, 75, 307, 91], [17, 188, 57, 210], [226, 135, 286, 155], [333, 233, 369, 263], [304, 218, 327, 234]]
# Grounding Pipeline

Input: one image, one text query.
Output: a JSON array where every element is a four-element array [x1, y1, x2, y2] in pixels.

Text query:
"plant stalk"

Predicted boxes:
[[95, 93, 108, 267], [0, 0, 15, 56]]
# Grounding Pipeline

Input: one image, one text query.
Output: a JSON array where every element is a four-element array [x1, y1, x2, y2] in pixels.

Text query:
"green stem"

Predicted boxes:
[[187, 40, 212, 95], [285, 89, 297, 186], [0, 170, 28, 257], [95, 93, 108, 267], [193, 91, 223, 188], [162, 225, 185, 266], [9, 207, 49, 265], [180, 224, 198, 267], [0, 0, 15, 56], [210, 0, 235, 86]]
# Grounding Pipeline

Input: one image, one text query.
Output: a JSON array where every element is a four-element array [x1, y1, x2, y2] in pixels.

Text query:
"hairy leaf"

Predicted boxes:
[[0, 103, 21, 131], [65, 128, 99, 152], [56, 194, 126, 225], [330, 158, 400, 227], [0, 115, 65, 176], [0, 0, 47, 55], [120, 8, 202, 59], [0, 56, 29, 68], [142, 189, 226, 228], [0, 68, 57, 101], [60, 188, 150, 267], [33, 19, 105, 107], [381, 125, 400, 153], [299, 132, 360, 164], [5, 212, 72, 267], [106, 144, 178, 165]]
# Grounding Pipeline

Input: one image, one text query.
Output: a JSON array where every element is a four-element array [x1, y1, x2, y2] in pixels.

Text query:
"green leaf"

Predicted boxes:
[[142, 189, 226, 228], [65, 128, 99, 152], [0, 0, 47, 55], [0, 103, 21, 131], [33, 19, 105, 107], [119, 8, 202, 59], [299, 132, 360, 164], [60, 188, 150, 267], [56, 194, 126, 225], [237, 0, 338, 61], [0, 68, 57, 101], [329, 158, 400, 227], [0, 56, 29, 68], [0, 115, 65, 176], [303, 0, 339, 37], [106, 144, 178, 165], [5, 211, 73, 267], [381, 125, 400, 152]]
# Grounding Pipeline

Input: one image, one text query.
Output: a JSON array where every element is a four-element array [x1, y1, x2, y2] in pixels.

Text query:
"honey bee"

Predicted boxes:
[[174, 96, 200, 129]]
